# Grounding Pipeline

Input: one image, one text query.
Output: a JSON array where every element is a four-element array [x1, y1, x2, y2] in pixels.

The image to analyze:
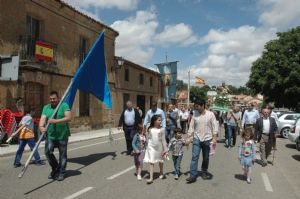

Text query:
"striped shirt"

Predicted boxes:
[[188, 110, 218, 142]]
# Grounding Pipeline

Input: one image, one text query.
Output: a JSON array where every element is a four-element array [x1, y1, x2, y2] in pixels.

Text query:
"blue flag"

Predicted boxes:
[[64, 32, 112, 109], [155, 61, 178, 103]]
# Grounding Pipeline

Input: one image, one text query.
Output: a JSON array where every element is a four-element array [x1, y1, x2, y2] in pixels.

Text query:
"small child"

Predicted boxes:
[[132, 124, 146, 180], [143, 115, 168, 184], [168, 128, 186, 180], [238, 127, 256, 184], [13, 106, 44, 167]]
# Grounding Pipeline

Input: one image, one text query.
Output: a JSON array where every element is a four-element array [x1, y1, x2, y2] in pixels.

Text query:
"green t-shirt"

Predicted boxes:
[[42, 102, 71, 140]]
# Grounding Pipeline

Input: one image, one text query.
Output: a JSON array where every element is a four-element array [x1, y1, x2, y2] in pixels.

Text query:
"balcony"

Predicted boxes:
[[19, 36, 59, 73]]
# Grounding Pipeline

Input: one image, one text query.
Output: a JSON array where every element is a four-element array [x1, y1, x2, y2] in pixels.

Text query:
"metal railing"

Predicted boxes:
[[19, 36, 58, 64]]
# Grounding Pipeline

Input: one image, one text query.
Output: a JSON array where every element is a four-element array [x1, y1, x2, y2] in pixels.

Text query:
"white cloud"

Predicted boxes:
[[154, 23, 198, 46], [259, 0, 300, 28], [111, 10, 158, 64], [65, 0, 140, 11], [111, 10, 199, 65], [193, 25, 277, 86]]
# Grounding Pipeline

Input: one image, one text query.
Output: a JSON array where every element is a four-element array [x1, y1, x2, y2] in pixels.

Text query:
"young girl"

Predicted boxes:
[[132, 124, 146, 180], [168, 128, 186, 180], [143, 115, 168, 184], [13, 107, 44, 167], [238, 127, 256, 184]]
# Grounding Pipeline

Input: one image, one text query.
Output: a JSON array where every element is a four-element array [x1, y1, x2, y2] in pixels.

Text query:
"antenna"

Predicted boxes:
[[165, 51, 168, 63]]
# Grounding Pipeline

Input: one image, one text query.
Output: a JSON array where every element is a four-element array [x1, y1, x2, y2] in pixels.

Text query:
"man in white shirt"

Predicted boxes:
[[186, 99, 218, 183], [255, 107, 278, 167], [179, 106, 189, 133], [118, 101, 142, 155], [267, 103, 279, 149]]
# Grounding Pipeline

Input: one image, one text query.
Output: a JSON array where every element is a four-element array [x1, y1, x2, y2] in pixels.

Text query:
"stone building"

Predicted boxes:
[[0, 0, 162, 131]]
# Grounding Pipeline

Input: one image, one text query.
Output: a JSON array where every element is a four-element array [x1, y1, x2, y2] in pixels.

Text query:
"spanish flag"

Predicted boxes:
[[195, 76, 205, 84], [35, 41, 54, 62]]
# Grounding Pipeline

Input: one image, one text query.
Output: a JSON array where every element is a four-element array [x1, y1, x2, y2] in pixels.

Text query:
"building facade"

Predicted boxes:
[[0, 0, 162, 131], [112, 59, 162, 118]]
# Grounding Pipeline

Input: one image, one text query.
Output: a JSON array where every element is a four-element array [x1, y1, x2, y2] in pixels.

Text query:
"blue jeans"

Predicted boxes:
[[172, 155, 183, 175], [189, 138, 211, 178], [14, 138, 41, 165], [45, 138, 68, 175], [166, 125, 176, 143], [227, 125, 237, 147]]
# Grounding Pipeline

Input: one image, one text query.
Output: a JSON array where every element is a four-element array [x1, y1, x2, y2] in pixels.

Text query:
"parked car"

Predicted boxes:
[[275, 111, 294, 118], [288, 117, 300, 151], [278, 113, 300, 138]]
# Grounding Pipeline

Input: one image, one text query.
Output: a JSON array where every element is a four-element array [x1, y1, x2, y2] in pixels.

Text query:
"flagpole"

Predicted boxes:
[[187, 68, 190, 108], [18, 81, 73, 179]]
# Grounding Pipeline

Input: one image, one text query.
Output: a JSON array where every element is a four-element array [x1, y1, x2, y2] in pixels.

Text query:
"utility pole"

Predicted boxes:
[[187, 69, 190, 108]]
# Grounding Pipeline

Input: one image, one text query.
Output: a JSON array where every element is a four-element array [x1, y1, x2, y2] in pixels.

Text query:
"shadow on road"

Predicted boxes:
[[292, 155, 300, 162], [285, 144, 296, 149], [234, 174, 246, 181], [68, 151, 117, 169], [24, 152, 117, 195]]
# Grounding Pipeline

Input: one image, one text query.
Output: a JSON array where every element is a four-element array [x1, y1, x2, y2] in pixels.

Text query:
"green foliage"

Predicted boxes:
[[176, 80, 188, 91], [227, 85, 254, 95], [214, 96, 230, 107], [190, 86, 207, 103], [247, 26, 300, 110]]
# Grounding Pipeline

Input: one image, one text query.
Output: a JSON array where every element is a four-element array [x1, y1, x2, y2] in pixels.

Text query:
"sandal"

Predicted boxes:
[[147, 179, 153, 184]]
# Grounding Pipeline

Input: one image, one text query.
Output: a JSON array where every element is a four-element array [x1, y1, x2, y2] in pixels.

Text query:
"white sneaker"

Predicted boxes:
[[137, 175, 142, 180], [247, 178, 251, 184], [159, 175, 165, 179], [174, 174, 179, 180]]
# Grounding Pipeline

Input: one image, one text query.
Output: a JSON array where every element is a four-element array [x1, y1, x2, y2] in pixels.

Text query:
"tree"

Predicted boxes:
[[190, 86, 207, 103], [176, 80, 188, 91], [247, 26, 300, 110]]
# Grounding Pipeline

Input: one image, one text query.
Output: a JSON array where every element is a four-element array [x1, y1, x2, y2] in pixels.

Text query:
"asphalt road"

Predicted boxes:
[[0, 132, 299, 199]]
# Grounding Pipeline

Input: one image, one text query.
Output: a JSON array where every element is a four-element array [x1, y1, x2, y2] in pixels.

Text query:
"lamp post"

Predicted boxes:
[[111, 56, 124, 71]]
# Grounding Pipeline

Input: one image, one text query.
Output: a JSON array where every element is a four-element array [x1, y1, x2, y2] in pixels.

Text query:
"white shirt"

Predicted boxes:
[[124, 109, 135, 126], [262, 118, 270, 134], [179, 110, 189, 121], [188, 110, 218, 142], [270, 111, 279, 127]]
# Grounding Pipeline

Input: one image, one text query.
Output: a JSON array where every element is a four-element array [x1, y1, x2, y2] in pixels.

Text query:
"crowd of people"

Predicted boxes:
[[10, 91, 279, 184], [119, 99, 279, 184]]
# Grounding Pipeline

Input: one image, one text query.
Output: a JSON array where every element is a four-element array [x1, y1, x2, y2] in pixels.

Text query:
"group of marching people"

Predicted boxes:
[[118, 99, 218, 184], [119, 100, 279, 184], [11, 92, 278, 184]]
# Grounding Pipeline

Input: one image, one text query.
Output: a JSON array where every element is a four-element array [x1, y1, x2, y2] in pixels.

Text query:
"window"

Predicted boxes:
[[125, 68, 129, 81], [150, 77, 153, 87], [123, 93, 130, 109], [284, 115, 295, 120], [139, 73, 144, 85], [26, 16, 41, 58], [150, 96, 153, 109], [79, 91, 90, 116], [79, 36, 90, 116], [79, 36, 88, 64]]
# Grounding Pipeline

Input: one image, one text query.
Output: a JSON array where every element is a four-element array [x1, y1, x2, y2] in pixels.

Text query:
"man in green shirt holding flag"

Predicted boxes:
[[39, 91, 71, 181]]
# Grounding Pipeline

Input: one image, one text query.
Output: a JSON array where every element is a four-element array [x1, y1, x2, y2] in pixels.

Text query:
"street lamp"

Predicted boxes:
[[111, 56, 124, 71]]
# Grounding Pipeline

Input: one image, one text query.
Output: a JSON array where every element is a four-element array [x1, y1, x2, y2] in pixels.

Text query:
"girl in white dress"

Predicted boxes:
[[144, 115, 168, 184]]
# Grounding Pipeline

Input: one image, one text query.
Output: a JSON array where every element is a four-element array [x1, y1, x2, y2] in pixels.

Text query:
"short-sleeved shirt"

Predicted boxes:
[[42, 102, 71, 140], [19, 114, 34, 139]]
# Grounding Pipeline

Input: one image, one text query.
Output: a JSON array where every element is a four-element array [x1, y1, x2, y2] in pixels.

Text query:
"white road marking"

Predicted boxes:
[[68, 137, 123, 152], [261, 172, 273, 192], [64, 187, 94, 199], [106, 165, 135, 180]]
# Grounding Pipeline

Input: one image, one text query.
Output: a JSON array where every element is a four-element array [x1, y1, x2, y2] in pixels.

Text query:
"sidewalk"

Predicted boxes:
[[0, 127, 122, 157]]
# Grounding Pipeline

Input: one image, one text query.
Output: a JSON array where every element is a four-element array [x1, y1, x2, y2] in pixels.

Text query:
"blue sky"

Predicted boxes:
[[66, 0, 300, 86]]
